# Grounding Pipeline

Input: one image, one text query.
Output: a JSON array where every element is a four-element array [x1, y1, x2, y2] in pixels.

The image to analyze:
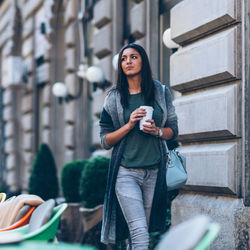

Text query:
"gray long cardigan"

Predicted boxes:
[[99, 80, 178, 244]]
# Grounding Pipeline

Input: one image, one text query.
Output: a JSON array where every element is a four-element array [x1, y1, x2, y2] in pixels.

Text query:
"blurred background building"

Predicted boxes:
[[0, 0, 249, 248]]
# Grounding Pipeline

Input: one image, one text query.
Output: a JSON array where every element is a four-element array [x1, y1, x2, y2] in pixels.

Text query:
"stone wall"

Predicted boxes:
[[0, 0, 81, 191], [0, 0, 23, 191], [20, 0, 54, 190], [91, 0, 123, 150], [170, 0, 248, 248]]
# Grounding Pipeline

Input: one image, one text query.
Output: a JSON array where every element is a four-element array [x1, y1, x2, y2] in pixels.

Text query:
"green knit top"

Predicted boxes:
[[120, 93, 163, 168]]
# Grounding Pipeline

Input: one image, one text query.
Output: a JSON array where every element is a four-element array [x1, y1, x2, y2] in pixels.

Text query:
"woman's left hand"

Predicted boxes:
[[143, 119, 159, 136]]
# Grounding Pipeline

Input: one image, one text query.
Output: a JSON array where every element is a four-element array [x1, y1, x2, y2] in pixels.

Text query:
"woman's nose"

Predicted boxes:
[[127, 58, 132, 64]]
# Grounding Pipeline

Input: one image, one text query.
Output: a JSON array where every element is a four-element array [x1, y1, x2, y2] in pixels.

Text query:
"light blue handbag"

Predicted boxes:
[[166, 149, 187, 191]]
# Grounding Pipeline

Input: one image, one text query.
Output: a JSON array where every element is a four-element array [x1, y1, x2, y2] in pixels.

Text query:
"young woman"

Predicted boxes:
[[99, 43, 178, 249]]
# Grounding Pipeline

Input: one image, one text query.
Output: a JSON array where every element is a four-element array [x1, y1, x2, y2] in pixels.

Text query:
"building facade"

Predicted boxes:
[[0, 0, 249, 248]]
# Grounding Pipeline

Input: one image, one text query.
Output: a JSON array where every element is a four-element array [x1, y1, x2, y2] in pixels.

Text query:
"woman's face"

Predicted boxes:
[[121, 48, 142, 77]]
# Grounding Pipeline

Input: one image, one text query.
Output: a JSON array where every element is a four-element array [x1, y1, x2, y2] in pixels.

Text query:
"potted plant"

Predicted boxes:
[[79, 156, 109, 248], [60, 159, 88, 243], [79, 156, 109, 208], [61, 160, 88, 203], [28, 143, 59, 200]]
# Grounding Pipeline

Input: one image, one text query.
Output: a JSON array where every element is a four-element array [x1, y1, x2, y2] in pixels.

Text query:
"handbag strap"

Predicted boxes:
[[175, 150, 187, 172], [161, 85, 171, 155]]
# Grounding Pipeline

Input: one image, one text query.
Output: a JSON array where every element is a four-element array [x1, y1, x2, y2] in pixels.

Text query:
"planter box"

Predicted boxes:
[[60, 203, 84, 243], [79, 204, 103, 233]]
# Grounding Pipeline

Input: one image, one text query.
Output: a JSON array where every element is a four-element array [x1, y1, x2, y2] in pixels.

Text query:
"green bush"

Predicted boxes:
[[61, 159, 88, 202], [79, 156, 109, 208], [28, 143, 59, 200]]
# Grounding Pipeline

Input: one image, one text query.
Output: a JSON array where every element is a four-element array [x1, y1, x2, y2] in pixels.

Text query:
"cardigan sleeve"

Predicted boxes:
[[99, 107, 115, 150], [164, 86, 179, 140]]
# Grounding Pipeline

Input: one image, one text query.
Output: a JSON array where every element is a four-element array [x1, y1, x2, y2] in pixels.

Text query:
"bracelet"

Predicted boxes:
[[156, 128, 163, 138]]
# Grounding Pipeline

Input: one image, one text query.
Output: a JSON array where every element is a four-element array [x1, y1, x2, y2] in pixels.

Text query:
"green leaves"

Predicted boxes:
[[61, 160, 88, 203], [28, 143, 59, 200], [79, 156, 110, 208]]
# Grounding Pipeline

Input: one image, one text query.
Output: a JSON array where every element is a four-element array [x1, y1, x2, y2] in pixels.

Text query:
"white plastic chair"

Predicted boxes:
[[156, 215, 220, 250]]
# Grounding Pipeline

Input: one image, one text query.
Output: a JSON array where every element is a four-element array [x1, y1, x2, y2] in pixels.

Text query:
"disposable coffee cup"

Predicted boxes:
[[139, 106, 154, 130]]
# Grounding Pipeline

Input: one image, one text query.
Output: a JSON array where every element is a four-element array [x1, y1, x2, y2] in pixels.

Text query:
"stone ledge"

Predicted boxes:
[[92, 90, 107, 117], [64, 0, 76, 26], [65, 125, 74, 148], [23, 56, 33, 74], [0, 29, 13, 50], [65, 48, 76, 72], [180, 142, 239, 194], [0, 2, 14, 48], [23, 132, 34, 151], [0, 0, 10, 17], [65, 73, 77, 96], [130, 1, 146, 39], [5, 122, 14, 138], [22, 113, 34, 132], [42, 106, 50, 128], [97, 56, 112, 83], [36, 63, 50, 84], [170, 0, 238, 45], [64, 149, 74, 163], [65, 25, 75, 46], [170, 27, 240, 92], [5, 138, 15, 154], [1, 36, 14, 57], [64, 101, 75, 123], [6, 171, 17, 189], [23, 0, 43, 20], [42, 129, 50, 144], [94, 0, 112, 29], [23, 151, 34, 166], [3, 106, 14, 121], [22, 36, 33, 58], [22, 17, 33, 40], [174, 84, 240, 141], [3, 90, 12, 105], [21, 94, 33, 114], [42, 85, 51, 106], [0, 6, 11, 34], [6, 154, 15, 170], [93, 24, 112, 59]]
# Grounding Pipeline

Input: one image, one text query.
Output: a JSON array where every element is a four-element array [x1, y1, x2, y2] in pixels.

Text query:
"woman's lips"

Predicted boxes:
[[126, 66, 134, 70]]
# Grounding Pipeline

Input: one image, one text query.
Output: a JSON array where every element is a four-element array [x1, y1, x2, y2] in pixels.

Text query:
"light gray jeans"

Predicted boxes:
[[115, 166, 158, 250]]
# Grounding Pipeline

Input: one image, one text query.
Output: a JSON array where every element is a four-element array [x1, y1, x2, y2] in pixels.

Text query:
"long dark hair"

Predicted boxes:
[[116, 43, 155, 108]]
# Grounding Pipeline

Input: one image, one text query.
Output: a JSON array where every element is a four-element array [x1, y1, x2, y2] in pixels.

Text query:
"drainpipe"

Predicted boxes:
[[122, 0, 129, 44], [0, 87, 6, 190]]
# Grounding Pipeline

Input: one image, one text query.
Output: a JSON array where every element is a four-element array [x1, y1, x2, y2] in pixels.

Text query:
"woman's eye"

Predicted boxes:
[[132, 56, 137, 59], [121, 58, 126, 62]]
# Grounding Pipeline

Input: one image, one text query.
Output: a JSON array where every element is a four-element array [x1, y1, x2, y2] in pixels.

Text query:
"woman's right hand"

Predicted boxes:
[[105, 108, 146, 147], [127, 108, 146, 129]]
